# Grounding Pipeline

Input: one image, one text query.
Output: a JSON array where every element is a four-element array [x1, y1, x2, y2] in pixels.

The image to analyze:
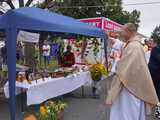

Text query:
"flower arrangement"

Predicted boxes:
[[90, 63, 108, 81], [23, 113, 37, 120], [38, 100, 67, 120]]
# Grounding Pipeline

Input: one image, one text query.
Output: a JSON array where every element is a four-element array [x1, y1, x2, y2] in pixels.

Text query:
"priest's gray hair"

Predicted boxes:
[[124, 23, 137, 32]]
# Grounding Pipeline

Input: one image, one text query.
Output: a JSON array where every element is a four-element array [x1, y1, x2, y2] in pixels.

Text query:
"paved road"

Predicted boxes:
[[62, 76, 158, 120], [0, 76, 158, 120], [62, 79, 110, 120]]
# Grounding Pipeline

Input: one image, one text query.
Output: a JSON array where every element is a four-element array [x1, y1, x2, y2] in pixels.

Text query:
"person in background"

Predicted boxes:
[[1, 45, 7, 64], [42, 40, 51, 68], [145, 39, 154, 64], [148, 40, 160, 100], [16, 41, 23, 62], [62, 45, 75, 67], [141, 38, 148, 51], [33, 43, 39, 72], [109, 34, 124, 74], [106, 23, 158, 120]]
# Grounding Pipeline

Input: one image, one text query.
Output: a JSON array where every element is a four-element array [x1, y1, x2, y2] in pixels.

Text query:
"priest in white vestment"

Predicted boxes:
[[106, 23, 159, 120]]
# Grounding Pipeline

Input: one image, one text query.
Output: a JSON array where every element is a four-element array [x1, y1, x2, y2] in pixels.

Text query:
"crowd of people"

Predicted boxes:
[[108, 31, 156, 75], [106, 23, 160, 120]]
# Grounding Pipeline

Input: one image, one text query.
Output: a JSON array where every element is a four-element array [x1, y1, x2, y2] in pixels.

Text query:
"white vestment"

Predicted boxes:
[[110, 87, 146, 120]]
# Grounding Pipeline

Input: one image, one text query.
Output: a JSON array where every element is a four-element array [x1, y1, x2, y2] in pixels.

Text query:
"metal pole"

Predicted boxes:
[[6, 28, 17, 120], [103, 31, 109, 71]]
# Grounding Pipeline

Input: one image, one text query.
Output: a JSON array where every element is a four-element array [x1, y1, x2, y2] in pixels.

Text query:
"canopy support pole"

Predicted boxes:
[[103, 32, 109, 71], [6, 28, 17, 120]]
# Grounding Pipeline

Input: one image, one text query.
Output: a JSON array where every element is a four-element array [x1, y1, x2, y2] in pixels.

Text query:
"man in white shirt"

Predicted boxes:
[[109, 37, 123, 74], [42, 41, 51, 67]]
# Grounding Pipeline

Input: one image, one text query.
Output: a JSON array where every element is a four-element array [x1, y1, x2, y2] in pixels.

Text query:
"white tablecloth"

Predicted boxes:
[[4, 71, 92, 106]]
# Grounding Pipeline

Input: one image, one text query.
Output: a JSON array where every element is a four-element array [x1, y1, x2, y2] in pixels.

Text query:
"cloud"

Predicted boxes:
[[123, 0, 160, 37]]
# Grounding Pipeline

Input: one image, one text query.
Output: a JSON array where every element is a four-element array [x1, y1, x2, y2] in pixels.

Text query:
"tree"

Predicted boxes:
[[0, 0, 35, 68], [151, 25, 160, 45], [0, 0, 34, 9], [37, 0, 141, 28], [118, 10, 140, 28]]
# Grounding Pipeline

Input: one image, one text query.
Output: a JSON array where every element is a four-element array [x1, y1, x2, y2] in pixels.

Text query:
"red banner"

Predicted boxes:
[[79, 17, 123, 31], [104, 18, 122, 31], [80, 18, 103, 29]]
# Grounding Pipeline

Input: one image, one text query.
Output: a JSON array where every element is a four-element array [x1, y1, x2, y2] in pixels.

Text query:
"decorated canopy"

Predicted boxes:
[[0, 7, 108, 120]]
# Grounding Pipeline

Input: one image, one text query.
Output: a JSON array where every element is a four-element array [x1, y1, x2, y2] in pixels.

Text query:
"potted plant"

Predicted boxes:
[[37, 100, 67, 120], [54, 101, 67, 120], [90, 63, 108, 97], [23, 113, 37, 120]]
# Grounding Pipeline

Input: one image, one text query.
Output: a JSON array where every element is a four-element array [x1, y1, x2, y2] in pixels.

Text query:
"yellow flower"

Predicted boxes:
[[40, 106, 47, 116], [90, 63, 108, 76]]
